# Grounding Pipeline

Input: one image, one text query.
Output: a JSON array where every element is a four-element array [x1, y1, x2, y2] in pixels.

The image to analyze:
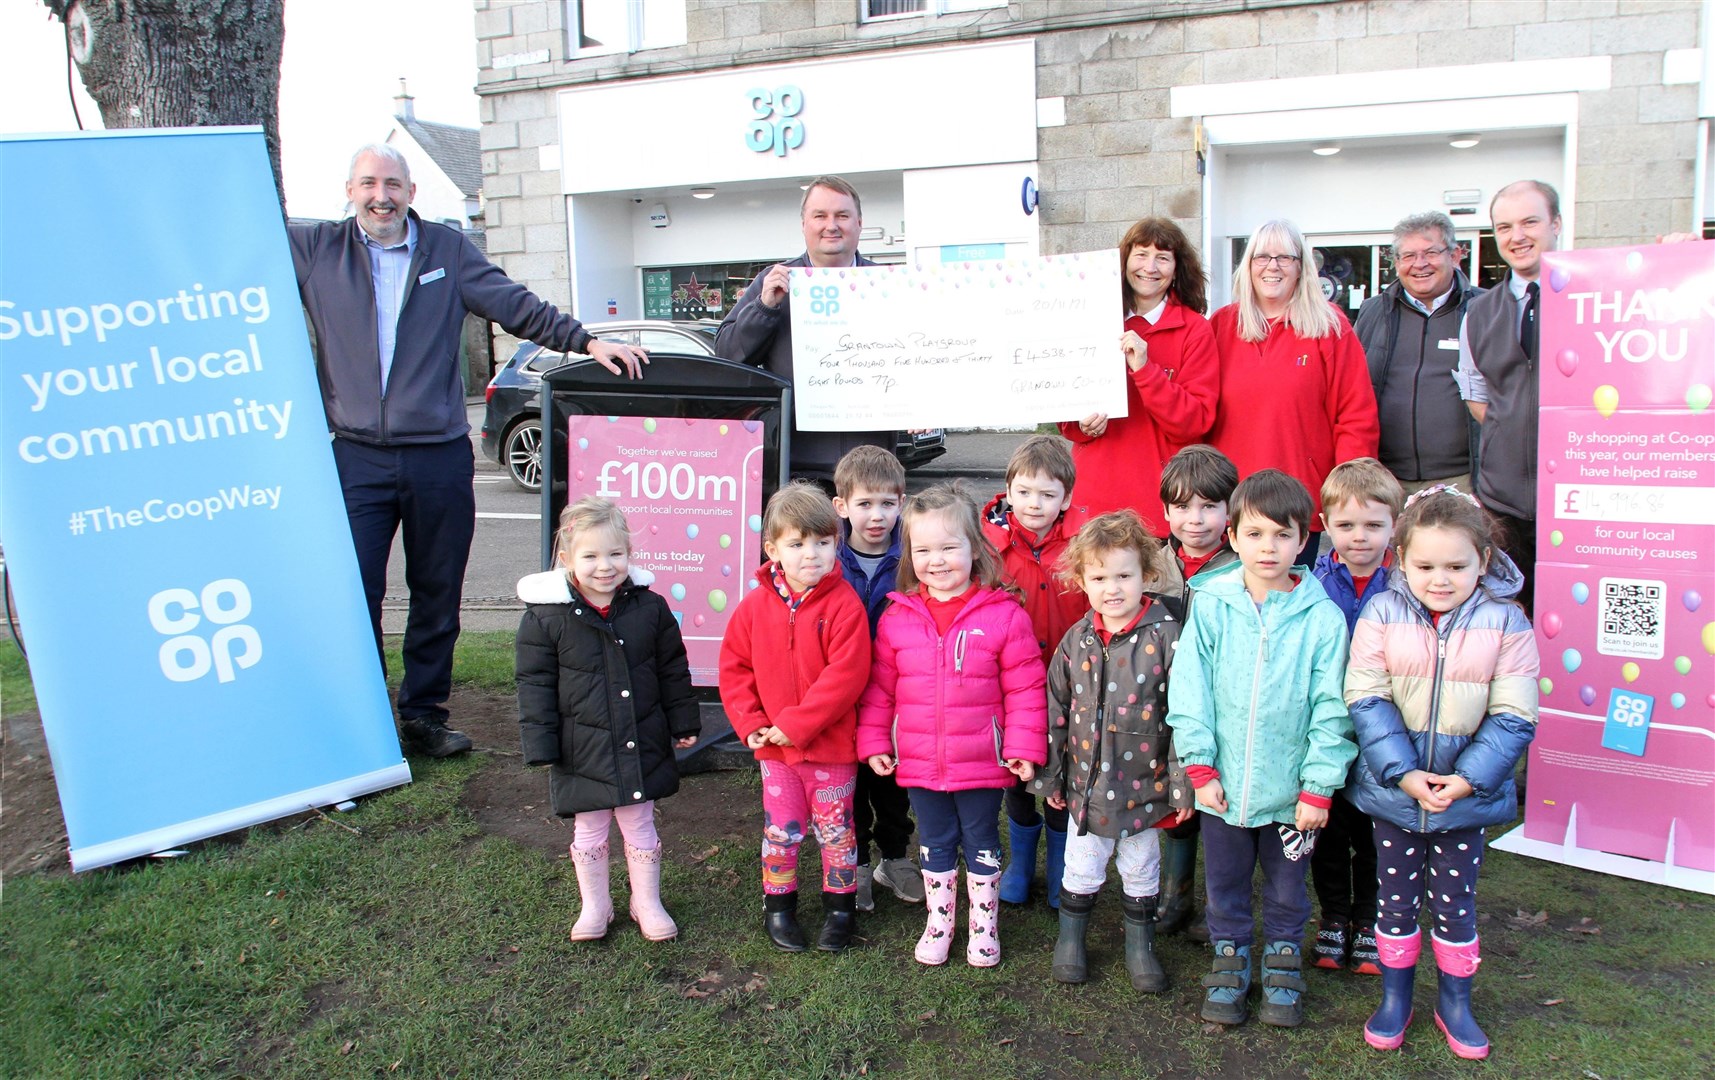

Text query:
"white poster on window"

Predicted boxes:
[[788, 250, 1125, 431]]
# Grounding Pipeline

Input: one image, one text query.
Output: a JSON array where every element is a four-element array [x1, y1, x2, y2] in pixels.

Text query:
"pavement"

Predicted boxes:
[[911, 429, 1028, 484]]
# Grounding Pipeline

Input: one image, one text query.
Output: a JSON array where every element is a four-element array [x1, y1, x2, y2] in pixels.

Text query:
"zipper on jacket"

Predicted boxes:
[[1238, 606, 1269, 826], [953, 629, 968, 684], [935, 633, 947, 788], [1419, 625, 1450, 832]]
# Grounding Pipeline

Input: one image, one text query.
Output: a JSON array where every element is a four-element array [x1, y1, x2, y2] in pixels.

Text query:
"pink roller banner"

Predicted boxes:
[[567, 416, 766, 685], [1491, 240, 1715, 894]]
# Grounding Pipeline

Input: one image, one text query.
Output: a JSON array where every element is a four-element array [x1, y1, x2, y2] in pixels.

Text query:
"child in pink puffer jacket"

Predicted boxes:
[[858, 485, 1048, 968]]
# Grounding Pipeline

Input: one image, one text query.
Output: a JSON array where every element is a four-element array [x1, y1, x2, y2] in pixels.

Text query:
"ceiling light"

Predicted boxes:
[[691, 187, 715, 199], [1312, 143, 1341, 157], [1449, 133, 1481, 149]]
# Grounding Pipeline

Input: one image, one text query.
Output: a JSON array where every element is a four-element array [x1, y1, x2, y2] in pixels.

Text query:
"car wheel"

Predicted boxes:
[[504, 419, 544, 492]]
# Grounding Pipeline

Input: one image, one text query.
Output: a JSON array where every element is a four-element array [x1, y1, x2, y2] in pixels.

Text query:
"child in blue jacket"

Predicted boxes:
[[1167, 470, 1357, 1030]]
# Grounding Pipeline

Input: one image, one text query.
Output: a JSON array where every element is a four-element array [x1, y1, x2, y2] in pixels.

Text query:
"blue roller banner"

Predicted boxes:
[[0, 128, 410, 870]]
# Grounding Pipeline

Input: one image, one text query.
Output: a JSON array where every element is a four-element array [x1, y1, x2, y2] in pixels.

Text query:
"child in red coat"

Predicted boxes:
[[981, 435, 1088, 909], [719, 482, 873, 954]]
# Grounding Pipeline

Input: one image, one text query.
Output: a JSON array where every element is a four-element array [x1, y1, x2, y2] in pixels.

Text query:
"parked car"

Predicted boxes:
[[480, 320, 947, 491]]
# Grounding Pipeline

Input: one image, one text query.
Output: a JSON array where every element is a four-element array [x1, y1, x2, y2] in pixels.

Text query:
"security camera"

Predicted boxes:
[[632, 197, 643, 204]]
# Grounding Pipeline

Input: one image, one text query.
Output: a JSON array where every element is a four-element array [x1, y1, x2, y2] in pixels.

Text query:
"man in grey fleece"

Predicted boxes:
[[290, 144, 646, 757]]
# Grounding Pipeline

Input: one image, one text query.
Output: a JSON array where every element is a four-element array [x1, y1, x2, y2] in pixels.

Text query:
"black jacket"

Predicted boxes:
[[289, 210, 594, 445], [1352, 270, 1483, 482], [515, 570, 699, 816]]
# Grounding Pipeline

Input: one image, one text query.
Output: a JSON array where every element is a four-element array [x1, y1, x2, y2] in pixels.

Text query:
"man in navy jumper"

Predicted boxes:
[[290, 144, 646, 757]]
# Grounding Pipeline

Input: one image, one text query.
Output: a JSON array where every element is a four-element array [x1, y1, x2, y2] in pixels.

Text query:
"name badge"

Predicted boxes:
[[418, 268, 446, 285], [1437, 337, 1460, 351]]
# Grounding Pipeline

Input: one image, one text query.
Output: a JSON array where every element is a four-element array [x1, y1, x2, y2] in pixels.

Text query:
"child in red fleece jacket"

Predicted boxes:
[[718, 482, 872, 955]]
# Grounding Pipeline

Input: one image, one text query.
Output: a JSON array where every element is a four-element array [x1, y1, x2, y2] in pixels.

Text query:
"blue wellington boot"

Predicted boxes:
[[1432, 935, 1490, 1060], [998, 818, 1041, 905], [1043, 824, 1067, 910], [1364, 929, 1419, 1050]]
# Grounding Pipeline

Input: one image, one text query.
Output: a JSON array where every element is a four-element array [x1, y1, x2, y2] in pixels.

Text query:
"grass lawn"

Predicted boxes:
[[1, 634, 1711, 1078]]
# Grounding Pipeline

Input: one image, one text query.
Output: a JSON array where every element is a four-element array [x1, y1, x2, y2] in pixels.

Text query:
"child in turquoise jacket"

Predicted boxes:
[[1166, 470, 1356, 1030]]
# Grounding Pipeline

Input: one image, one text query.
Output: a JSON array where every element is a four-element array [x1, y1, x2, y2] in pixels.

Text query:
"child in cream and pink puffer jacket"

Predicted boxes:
[[858, 485, 1048, 969]]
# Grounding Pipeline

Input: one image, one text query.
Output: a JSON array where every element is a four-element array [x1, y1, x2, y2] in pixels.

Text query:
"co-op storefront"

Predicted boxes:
[[551, 38, 1629, 325]]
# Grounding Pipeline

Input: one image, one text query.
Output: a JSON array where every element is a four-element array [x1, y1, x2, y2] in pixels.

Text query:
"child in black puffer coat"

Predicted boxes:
[[516, 497, 699, 943]]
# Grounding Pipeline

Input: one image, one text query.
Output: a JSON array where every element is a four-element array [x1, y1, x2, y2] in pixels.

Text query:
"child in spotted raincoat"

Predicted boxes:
[[1030, 511, 1192, 993]]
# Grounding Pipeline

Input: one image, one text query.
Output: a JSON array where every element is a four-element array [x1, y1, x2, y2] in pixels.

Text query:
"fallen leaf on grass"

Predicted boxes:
[[1539, 998, 1566, 1006], [338, 1040, 356, 1056], [683, 987, 712, 999], [1060, 1029, 1084, 1037], [691, 845, 721, 863], [388, 1061, 401, 1073], [741, 976, 766, 992], [1516, 973, 1536, 979], [997, 1038, 1014, 1047], [508, 945, 520, 953], [1567, 918, 1602, 936], [917, 1009, 937, 1021], [1201, 1023, 1224, 1035], [762, 1003, 777, 1011], [1507, 909, 1549, 928]]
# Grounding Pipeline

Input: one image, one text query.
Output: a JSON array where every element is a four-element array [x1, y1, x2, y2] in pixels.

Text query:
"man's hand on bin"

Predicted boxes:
[[589, 339, 649, 380]]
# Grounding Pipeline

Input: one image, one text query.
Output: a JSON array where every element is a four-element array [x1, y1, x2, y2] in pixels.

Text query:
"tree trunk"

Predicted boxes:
[[44, 0, 286, 211]]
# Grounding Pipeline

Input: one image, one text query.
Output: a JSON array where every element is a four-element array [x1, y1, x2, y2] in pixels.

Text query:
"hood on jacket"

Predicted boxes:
[[1382, 544, 1525, 617], [749, 559, 849, 597], [517, 564, 656, 605], [980, 492, 1085, 550]]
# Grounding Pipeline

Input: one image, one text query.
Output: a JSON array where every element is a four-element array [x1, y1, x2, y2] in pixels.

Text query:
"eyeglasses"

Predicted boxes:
[[1250, 254, 1301, 268], [1395, 247, 1450, 267]]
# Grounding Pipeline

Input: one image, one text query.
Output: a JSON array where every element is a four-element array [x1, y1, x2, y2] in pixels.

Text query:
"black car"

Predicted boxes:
[[479, 320, 947, 491]]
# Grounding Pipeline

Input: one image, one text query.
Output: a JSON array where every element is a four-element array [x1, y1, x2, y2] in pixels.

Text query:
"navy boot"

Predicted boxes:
[[1043, 824, 1067, 910], [1432, 935, 1490, 1060], [1363, 929, 1419, 1050], [998, 818, 1041, 905]]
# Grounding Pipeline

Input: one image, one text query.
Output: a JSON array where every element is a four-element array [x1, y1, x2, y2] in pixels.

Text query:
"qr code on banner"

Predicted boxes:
[[1597, 577, 1666, 659]]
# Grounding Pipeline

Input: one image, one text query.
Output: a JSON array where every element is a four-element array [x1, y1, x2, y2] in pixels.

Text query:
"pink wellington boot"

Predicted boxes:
[[915, 869, 959, 965], [625, 842, 679, 941], [568, 843, 613, 941], [966, 871, 1002, 967]]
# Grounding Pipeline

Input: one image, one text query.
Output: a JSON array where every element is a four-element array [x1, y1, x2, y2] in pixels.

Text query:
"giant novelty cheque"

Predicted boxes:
[[0, 129, 406, 871], [788, 251, 1126, 431]]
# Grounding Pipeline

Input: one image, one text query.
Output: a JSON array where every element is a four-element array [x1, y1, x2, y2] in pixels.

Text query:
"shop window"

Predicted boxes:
[[565, 0, 685, 56], [860, 0, 1003, 23], [642, 262, 780, 321]]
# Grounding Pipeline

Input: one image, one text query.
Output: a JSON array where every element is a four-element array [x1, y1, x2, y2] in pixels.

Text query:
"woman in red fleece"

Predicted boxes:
[[1206, 219, 1379, 562], [1060, 217, 1219, 532]]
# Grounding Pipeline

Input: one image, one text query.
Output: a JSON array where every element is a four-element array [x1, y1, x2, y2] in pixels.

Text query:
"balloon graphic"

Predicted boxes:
[[742, 421, 761, 433], [1592, 385, 1619, 417], [1625, 250, 1643, 273], [721, 565, 732, 577], [1549, 530, 1564, 547], [748, 515, 763, 533], [1548, 266, 1571, 292], [1671, 693, 1686, 709], [1621, 662, 1641, 684], [1688, 385, 1713, 414], [1579, 685, 1596, 706], [577, 437, 589, 450], [708, 589, 728, 613], [649, 524, 659, 534], [1539, 677, 1554, 696], [1676, 656, 1693, 676], [1562, 649, 1582, 673], [670, 583, 686, 601], [1572, 582, 1589, 605], [718, 424, 729, 435], [694, 614, 705, 627], [642, 418, 658, 434], [1545, 459, 1557, 473], [1704, 622, 1715, 655], [1685, 590, 1703, 613], [719, 534, 732, 549], [686, 524, 699, 539], [1555, 349, 1578, 377], [574, 469, 585, 481], [1541, 611, 1563, 638]]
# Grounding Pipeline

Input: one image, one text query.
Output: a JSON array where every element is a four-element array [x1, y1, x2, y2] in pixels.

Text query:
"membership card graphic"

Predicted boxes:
[[0, 129, 406, 870]]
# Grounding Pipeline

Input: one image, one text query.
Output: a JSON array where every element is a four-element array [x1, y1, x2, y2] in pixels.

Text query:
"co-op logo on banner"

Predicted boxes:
[[148, 578, 262, 684]]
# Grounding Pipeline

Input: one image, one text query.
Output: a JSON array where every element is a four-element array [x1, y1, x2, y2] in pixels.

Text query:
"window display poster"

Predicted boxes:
[[567, 416, 765, 685], [644, 271, 673, 320], [1492, 240, 1715, 894], [0, 129, 408, 870]]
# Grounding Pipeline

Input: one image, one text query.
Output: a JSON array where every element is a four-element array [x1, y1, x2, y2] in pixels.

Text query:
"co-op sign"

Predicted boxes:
[[747, 85, 804, 157]]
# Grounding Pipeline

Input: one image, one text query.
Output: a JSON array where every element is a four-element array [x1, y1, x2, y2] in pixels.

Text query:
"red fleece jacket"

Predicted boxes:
[[717, 563, 873, 765], [1204, 303, 1379, 504]]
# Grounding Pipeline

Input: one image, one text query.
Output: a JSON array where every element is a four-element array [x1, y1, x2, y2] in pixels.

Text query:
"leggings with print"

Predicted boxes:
[[1373, 820, 1485, 943], [759, 760, 858, 895]]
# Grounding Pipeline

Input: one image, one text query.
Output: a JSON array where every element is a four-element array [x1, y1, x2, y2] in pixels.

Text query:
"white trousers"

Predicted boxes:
[[1061, 826, 1162, 897]]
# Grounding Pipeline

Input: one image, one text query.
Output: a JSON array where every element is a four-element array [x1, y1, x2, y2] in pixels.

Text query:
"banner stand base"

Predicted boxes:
[[1493, 811, 1715, 896]]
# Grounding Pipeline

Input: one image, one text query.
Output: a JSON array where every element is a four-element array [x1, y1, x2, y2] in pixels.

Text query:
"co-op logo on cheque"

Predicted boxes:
[[808, 283, 842, 317], [148, 578, 262, 683]]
